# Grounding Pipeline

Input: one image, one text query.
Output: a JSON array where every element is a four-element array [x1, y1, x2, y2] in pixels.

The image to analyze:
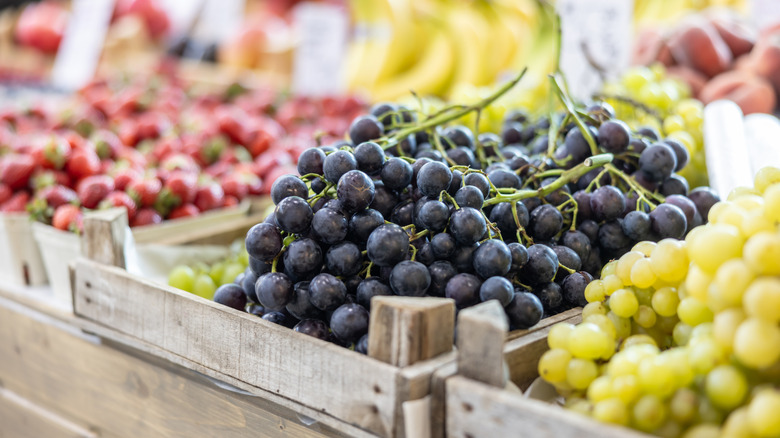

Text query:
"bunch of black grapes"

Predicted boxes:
[[212, 101, 719, 352]]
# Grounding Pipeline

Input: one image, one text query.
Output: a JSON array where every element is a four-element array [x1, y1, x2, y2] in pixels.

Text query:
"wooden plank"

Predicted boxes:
[[368, 296, 455, 368], [73, 259, 403, 437], [455, 301, 508, 388], [0, 294, 358, 438], [445, 376, 649, 438], [82, 208, 128, 268], [0, 388, 96, 438]]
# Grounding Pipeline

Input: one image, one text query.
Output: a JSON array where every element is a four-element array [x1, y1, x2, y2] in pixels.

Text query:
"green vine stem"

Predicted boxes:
[[604, 163, 665, 208], [550, 74, 599, 156]]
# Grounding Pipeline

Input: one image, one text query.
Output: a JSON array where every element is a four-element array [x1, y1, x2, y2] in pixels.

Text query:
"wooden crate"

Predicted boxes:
[[0, 212, 48, 287], [443, 301, 650, 438]]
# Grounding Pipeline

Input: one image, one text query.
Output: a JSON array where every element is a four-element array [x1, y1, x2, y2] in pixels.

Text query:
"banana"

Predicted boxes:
[[445, 3, 492, 89]]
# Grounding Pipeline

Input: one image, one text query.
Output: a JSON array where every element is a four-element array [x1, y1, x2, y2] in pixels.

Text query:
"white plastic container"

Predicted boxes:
[[0, 213, 48, 286]]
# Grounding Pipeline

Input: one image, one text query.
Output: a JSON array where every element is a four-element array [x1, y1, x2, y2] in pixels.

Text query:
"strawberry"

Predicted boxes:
[[126, 177, 162, 207], [216, 106, 249, 145], [113, 168, 141, 191], [31, 169, 71, 190], [117, 119, 139, 146], [261, 164, 298, 195], [0, 192, 30, 212], [51, 204, 83, 233], [77, 175, 114, 209], [131, 208, 162, 227], [168, 203, 199, 220], [91, 129, 122, 160], [38, 185, 78, 208], [223, 195, 239, 208], [245, 117, 284, 158], [0, 183, 11, 205], [100, 191, 137, 221], [151, 136, 183, 162], [194, 182, 224, 212], [220, 173, 249, 200], [66, 146, 100, 180], [164, 171, 197, 205], [29, 135, 71, 169], [0, 154, 35, 190], [254, 148, 293, 177]]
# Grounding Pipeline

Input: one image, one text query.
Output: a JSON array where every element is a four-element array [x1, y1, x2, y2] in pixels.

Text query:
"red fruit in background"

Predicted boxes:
[[52, 204, 83, 233], [0, 184, 11, 205], [114, 0, 170, 39], [77, 175, 115, 209], [194, 182, 225, 212], [66, 147, 101, 180], [160, 153, 199, 174], [38, 185, 78, 208], [29, 136, 72, 170], [113, 168, 142, 191], [245, 117, 284, 157], [136, 112, 167, 141], [91, 129, 123, 160], [168, 203, 200, 220], [31, 169, 71, 190], [0, 192, 30, 212], [126, 177, 162, 207], [14, 2, 69, 54], [220, 173, 249, 200], [216, 106, 250, 145], [254, 148, 293, 176], [261, 164, 299, 195], [246, 174, 263, 196], [131, 208, 163, 227], [164, 171, 197, 204], [118, 119, 139, 146], [0, 154, 36, 190], [151, 136, 184, 162], [204, 161, 233, 178], [115, 146, 147, 169], [223, 195, 239, 208], [100, 191, 138, 221]]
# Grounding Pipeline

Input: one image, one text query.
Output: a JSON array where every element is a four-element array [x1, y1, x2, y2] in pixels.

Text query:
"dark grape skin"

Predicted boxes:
[[455, 186, 485, 208], [663, 139, 689, 171], [597, 120, 631, 153], [649, 203, 688, 239], [449, 207, 487, 246], [534, 282, 563, 310], [430, 233, 456, 260], [344, 275, 362, 295], [508, 242, 529, 273], [463, 173, 490, 198], [255, 272, 294, 311], [529, 204, 563, 241], [411, 158, 433, 188], [578, 220, 600, 244], [562, 230, 591, 262], [587, 102, 615, 122], [369, 102, 397, 128], [628, 138, 649, 155], [326, 242, 362, 277], [330, 303, 370, 343], [664, 195, 697, 227], [688, 187, 720, 221], [284, 238, 323, 277], [450, 244, 478, 274], [323, 150, 358, 184], [275, 196, 313, 234], [636, 126, 660, 141], [553, 246, 582, 281], [418, 200, 450, 232], [562, 271, 593, 307], [249, 256, 271, 277], [416, 241, 435, 266], [598, 220, 632, 251], [622, 211, 652, 241], [214, 283, 248, 311], [293, 319, 330, 341], [337, 170, 375, 212], [473, 239, 512, 278], [247, 303, 265, 317], [242, 268, 259, 303], [417, 161, 453, 197], [582, 247, 603, 276], [355, 334, 369, 354], [446, 146, 476, 167], [445, 273, 482, 308], [348, 208, 384, 243], [428, 261, 457, 297], [349, 115, 384, 145], [639, 143, 677, 182], [263, 311, 291, 327], [442, 125, 475, 149], [245, 223, 283, 262], [519, 244, 559, 286], [490, 202, 530, 237], [447, 170, 463, 196], [356, 277, 392, 310], [632, 171, 659, 192], [297, 148, 326, 175], [660, 174, 690, 196], [389, 260, 431, 297], [502, 122, 524, 145], [391, 201, 414, 226], [309, 273, 347, 311], [234, 272, 246, 286], [505, 292, 543, 330], [366, 223, 409, 267], [479, 276, 514, 307], [286, 281, 324, 320], [271, 174, 309, 205], [381, 157, 413, 191], [590, 185, 627, 223], [370, 182, 399, 219], [311, 208, 348, 244], [310, 177, 326, 194], [487, 168, 521, 190]]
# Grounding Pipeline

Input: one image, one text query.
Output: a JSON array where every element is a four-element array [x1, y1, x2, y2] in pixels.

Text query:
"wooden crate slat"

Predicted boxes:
[[74, 258, 402, 437]]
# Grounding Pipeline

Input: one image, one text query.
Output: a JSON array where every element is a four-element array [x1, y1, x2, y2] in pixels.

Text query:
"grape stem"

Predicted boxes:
[[604, 163, 665, 208], [483, 153, 614, 207], [550, 74, 600, 156], [558, 263, 575, 275], [511, 202, 533, 244]]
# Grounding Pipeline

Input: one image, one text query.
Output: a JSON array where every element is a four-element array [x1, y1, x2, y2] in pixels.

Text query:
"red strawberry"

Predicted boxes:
[[0, 183, 11, 205], [100, 191, 137, 221], [131, 208, 163, 227], [136, 112, 166, 140], [113, 168, 142, 191], [194, 182, 225, 212], [261, 164, 298, 195], [52, 204, 83, 233], [0, 192, 30, 212], [77, 175, 114, 209], [223, 195, 239, 208], [31, 169, 71, 190], [0, 154, 35, 190], [254, 148, 293, 176], [117, 119, 139, 146], [91, 129, 122, 160], [126, 177, 162, 207], [29, 136, 71, 169], [220, 173, 249, 200], [245, 117, 284, 157], [151, 136, 183, 162], [245, 174, 263, 196], [168, 203, 199, 220], [164, 171, 197, 204], [66, 146, 101, 180], [38, 185, 78, 208], [216, 106, 249, 145]]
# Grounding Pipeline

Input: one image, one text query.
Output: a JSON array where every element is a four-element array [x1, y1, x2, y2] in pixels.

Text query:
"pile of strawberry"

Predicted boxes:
[[0, 72, 365, 233]]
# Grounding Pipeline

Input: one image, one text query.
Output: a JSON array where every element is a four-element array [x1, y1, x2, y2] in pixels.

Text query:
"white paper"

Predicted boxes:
[[703, 100, 753, 198], [743, 113, 780, 173], [51, 0, 116, 91], [751, 0, 780, 31], [292, 2, 348, 96], [557, 0, 633, 101], [190, 0, 245, 44]]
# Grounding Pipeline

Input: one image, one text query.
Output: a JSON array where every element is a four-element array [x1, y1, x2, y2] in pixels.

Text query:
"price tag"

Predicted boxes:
[[158, 0, 206, 38], [50, 0, 115, 91], [751, 0, 780, 32], [557, 0, 633, 101], [291, 2, 348, 96], [190, 0, 245, 45]]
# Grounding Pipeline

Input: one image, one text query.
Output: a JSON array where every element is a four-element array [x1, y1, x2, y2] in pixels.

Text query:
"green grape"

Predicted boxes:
[[654, 420, 683, 438], [689, 338, 726, 374], [721, 407, 753, 438], [611, 374, 639, 404], [743, 277, 780, 322], [567, 323, 611, 360], [632, 241, 657, 257], [538, 348, 571, 383], [734, 318, 780, 369], [650, 239, 688, 282], [168, 265, 195, 292], [609, 289, 639, 318], [584, 314, 617, 343], [592, 398, 630, 426], [672, 322, 693, 346], [633, 305, 657, 328], [652, 287, 680, 317], [547, 323, 575, 350], [712, 308, 745, 352], [584, 280, 606, 303], [582, 301, 608, 320], [220, 263, 245, 285], [192, 261, 210, 275], [621, 334, 657, 350], [754, 166, 780, 193], [192, 273, 217, 300], [684, 264, 712, 301], [763, 184, 780, 222], [748, 390, 780, 437], [681, 424, 721, 438], [697, 397, 725, 426], [602, 275, 623, 296], [616, 251, 643, 285], [670, 388, 699, 424], [209, 261, 226, 284], [637, 356, 676, 398], [566, 358, 598, 390], [688, 224, 743, 273], [677, 296, 713, 326], [633, 287, 653, 307], [705, 365, 748, 410], [743, 232, 780, 276], [586, 376, 613, 402], [607, 311, 632, 340], [630, 258, 656, 289], [632, 394, 668, 432], [238, 249, 250, 267]]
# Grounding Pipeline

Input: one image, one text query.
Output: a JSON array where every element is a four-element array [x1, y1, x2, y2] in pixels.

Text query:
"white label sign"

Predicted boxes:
[[557, 0, 633, 101], [51, 0, 115, 91], [292, 2, 348, 96], [751, 0, 780, 31]]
